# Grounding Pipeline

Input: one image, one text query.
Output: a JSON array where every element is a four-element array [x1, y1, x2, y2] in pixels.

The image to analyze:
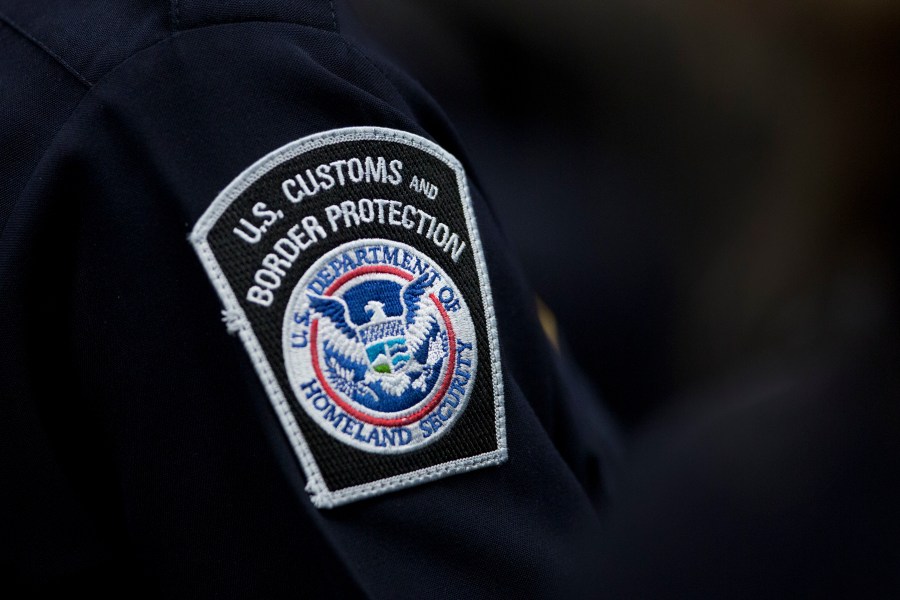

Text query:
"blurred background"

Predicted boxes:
[[348, 0, 898, 429], [347, 3, 900, 592]]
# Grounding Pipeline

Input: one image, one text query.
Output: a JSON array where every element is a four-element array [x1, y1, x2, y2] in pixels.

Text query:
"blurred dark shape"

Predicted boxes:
[[589, 337, 900, 596], [350, 2, 900, 593], [349, 0, 899, 428]]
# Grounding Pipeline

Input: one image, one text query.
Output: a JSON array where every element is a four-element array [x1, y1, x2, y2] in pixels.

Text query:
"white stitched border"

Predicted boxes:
[[318, 448, 508, 508], [189, 126, 507, 508]]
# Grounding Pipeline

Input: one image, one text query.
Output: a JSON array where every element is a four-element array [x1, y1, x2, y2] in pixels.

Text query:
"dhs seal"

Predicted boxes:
[[283, 238, 477, 453]]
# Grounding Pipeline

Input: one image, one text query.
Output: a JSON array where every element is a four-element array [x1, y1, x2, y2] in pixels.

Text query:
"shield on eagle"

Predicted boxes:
[[356, 306, 411, 374]]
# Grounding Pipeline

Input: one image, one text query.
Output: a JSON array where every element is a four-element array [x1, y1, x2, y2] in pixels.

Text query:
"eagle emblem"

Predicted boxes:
[[307, 272, 449, 410]]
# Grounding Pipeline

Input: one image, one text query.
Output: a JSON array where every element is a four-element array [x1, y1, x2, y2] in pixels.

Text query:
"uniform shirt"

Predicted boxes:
[[0, 1, 619, 597]]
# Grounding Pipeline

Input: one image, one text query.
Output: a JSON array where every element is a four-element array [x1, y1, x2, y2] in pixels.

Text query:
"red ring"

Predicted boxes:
[[309, 265, 457, 427]]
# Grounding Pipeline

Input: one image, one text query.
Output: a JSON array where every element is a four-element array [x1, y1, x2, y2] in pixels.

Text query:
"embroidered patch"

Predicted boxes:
[[190, 127, 506, 508]]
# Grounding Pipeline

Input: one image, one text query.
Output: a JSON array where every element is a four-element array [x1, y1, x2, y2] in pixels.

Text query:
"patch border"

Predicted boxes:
[[189, 126, 507, 508]]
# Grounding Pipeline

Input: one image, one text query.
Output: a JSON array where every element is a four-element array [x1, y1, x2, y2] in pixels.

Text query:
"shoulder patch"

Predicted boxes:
[[190, 127, 507, 508]]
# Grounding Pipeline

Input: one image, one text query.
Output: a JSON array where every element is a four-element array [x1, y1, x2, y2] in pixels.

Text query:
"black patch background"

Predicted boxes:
[[207, 138, 497, 492]]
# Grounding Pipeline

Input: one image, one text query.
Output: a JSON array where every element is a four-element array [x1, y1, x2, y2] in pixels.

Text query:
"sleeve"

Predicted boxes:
[[2, 15, 619, 598]]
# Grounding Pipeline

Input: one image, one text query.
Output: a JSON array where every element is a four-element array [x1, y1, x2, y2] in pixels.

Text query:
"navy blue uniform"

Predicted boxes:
[[0, 1, 618, 597]]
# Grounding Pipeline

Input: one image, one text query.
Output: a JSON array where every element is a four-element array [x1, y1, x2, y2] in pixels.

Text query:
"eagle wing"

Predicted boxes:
[[401, 272, 432, 327], [401, 273, 440, 359], [307, 294, 368, 366]]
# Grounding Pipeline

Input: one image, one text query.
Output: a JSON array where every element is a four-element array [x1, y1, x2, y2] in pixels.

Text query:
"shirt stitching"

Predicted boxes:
[[0, 9, 92, 88], [170, 0, 180, 34]]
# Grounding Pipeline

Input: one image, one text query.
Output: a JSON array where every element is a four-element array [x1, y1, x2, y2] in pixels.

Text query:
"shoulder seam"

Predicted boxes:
[[1, 4, 340, 88], [0, 9, 92, 88], [1, 20, 359, 244], [170, 0, 338, 36]]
